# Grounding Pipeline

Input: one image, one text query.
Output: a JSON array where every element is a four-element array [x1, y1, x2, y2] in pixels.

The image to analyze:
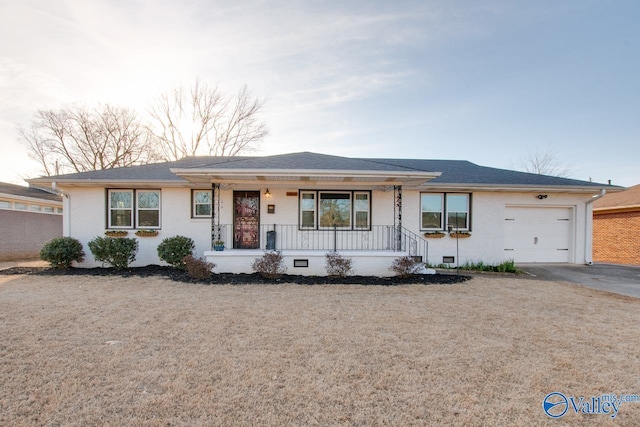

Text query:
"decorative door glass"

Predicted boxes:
[[233, 191, 260, 249]]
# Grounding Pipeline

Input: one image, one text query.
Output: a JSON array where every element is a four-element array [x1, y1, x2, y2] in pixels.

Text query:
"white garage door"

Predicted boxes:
[[504, 207, 573, 263]]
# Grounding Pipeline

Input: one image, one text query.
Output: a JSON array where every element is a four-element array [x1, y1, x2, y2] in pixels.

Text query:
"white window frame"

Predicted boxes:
[[192, 190, 212, 218], [420, 193, 470, 231], [299, 190, 372, 231], [446, 194, 469, 231], [353, 191, 370, 229], [299, 191, 316, 229], [136, 190, 161, 229], [107, 189, 162, 229], [108, 189, 134, 229], [420, 193, 444, 230]]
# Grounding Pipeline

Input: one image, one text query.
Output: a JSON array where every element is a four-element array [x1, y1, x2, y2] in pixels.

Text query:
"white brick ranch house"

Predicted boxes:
[[28, 152, 618, 275]]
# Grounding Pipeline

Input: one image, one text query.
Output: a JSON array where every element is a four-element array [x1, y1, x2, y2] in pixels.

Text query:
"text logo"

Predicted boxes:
[[543, 392, 569, 418]]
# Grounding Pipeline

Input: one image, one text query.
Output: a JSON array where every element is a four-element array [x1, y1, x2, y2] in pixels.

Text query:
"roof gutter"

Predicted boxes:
[[584, 189, 607, 265]]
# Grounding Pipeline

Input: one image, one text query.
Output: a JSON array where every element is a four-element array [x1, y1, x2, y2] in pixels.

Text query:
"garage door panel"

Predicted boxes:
[[504, 207, 573, 263]]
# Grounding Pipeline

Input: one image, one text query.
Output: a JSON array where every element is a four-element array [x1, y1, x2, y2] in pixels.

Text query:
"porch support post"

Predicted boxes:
[[394, 185, 402, 251], [211, 183, 221, 249]]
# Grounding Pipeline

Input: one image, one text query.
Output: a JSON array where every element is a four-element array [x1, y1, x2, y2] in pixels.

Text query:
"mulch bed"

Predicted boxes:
[[0, 265, 471, 285]]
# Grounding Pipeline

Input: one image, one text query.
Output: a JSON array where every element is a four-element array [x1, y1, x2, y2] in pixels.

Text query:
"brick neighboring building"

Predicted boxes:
[[593, 184, 640, 266], [0, 182, 63, 261]]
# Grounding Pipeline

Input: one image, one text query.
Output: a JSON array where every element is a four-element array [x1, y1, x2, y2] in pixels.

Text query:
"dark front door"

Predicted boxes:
[[233, 191, 260, 249]]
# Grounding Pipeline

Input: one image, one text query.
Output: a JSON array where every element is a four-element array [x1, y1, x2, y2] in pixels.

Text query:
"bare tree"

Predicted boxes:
[[148, 80, 268, 160], [519, 148, 571, 178], [21, 105, 159, 176]]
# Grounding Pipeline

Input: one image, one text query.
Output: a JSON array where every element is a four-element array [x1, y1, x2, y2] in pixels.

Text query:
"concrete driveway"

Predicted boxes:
[[519, 263, 640, 298]]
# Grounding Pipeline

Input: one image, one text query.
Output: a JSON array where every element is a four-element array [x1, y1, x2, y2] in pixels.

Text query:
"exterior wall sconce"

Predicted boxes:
[[537, 194, 548, 200], [265, 188, 271, 199]]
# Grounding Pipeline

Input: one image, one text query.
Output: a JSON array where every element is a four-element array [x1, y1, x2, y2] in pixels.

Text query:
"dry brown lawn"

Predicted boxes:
[[1, 273, 639, 426]]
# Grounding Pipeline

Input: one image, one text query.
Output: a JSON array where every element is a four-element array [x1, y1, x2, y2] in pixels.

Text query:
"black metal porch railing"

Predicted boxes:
[[212, 224, 429, 262]]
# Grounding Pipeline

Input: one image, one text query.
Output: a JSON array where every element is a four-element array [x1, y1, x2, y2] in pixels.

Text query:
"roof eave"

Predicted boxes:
[[594, 204, 640, 214], [27, 177, 190, 188], [170, 168, 441, 185], [0, 192, 63, 205], [417, 183, 620, 193]]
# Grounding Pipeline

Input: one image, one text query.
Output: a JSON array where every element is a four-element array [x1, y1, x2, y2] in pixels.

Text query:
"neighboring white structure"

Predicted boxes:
[[28, 152, 618, 275]]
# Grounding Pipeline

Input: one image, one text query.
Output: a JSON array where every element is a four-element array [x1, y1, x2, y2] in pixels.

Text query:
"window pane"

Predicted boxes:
[[447, 195, 467, 212], [44, 206, 54, 213], [14, 203, 27, 210], [193, 191, 212, 217], [355, 195, 368, 210], [138, 210, 159, 227], [422, 212, 442, 229], [421, 194, 442, 212], [355, 211, 369, 228], [138, 191, 159, 209], [196, 204, 211, 216], [421, 194, 443, 229], [0, 200, 10, 209], [320, 193, 351, 227], [111, 191, 132, 208], [301, 211, 315, 228], [301, 197, 315, 211], [111, 209, 132, 227], [195, 191, 211, 204], [448, 212, 467, 229], [354, 193, 369, 228]]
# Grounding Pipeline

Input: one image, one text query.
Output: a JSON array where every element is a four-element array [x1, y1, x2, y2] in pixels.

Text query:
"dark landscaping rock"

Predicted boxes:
[[0, 265, 471, 286]]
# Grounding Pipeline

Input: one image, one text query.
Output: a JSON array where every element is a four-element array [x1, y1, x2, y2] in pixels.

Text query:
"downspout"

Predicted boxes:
[[584, 189, 606, 265], [52, 182, 71, 237]]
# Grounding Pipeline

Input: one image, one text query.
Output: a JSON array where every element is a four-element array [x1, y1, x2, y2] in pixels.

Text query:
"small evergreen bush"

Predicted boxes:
[[39, 237, 85, 269], [183, 255, 215, 280], [157, 235, 195, 270], [325, 251, 353, 277], [88, 236, 138, 269], [390, 255, 422, 278], [252, 251, 287, 279]]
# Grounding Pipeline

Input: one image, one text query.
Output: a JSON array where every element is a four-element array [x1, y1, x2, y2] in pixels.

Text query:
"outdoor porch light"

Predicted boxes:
[[265, 188, 271, 199]]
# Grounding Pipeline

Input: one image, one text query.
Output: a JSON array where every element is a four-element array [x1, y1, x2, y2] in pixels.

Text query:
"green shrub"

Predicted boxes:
[[88, 236, 138, 269], [390, 256, 422, 278], [432, 259, 519, 273], [325, 251, 353, 277], [39, 237, 85, 269], [183, 255, 215, 280], [157, 235, 195, 270], [495, 260, 518, 273], [252, 251, 287, 279]]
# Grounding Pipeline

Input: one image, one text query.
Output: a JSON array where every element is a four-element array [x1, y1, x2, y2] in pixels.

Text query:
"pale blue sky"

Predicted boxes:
[[1, 0, 638, 185]]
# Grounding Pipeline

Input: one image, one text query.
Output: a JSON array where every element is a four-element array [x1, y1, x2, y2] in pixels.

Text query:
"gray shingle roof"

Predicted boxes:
[[365, 158, 611, 187], [30, 152, 616, 189], [0, 182, 62, 202]]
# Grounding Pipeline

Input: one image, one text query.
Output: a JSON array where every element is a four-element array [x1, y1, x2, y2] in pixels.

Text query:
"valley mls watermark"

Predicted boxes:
[[543, 391, 640, 419]]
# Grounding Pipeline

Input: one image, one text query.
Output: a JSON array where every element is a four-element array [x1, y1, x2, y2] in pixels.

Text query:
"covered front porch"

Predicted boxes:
[[169, 154, 440, 276]]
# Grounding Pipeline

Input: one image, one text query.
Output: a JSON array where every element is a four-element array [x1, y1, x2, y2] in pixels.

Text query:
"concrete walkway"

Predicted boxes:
[[519, 263, 640, 299]]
